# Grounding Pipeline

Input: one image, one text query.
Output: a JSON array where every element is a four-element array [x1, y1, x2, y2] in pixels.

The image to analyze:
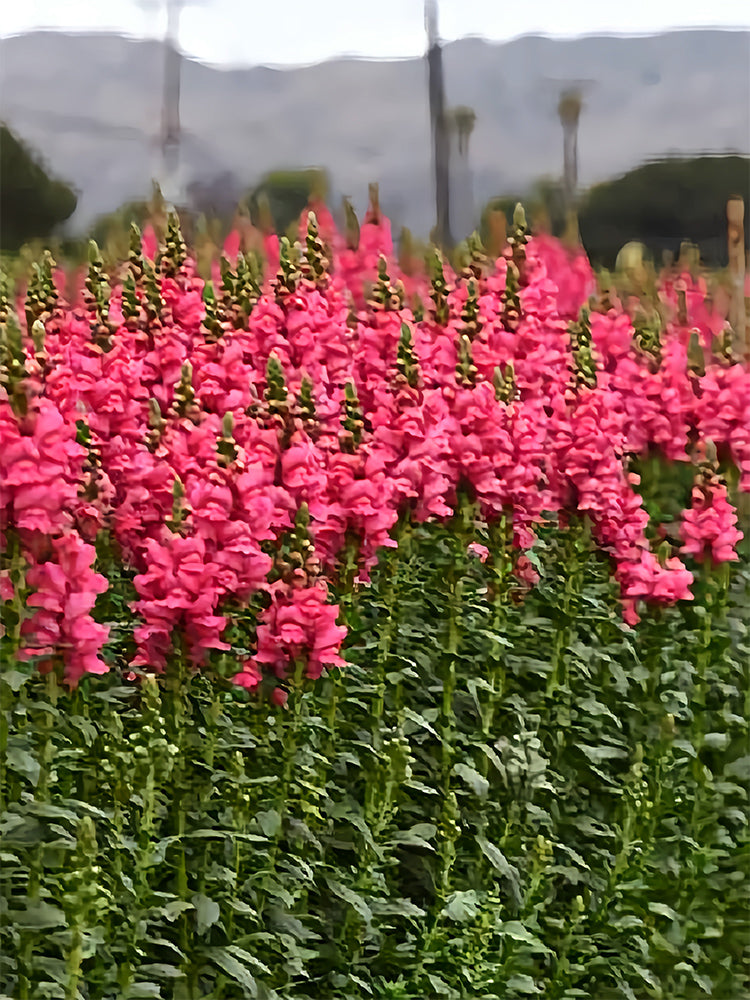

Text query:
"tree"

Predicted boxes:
[[578, 155, 750, 267], [0, 125, 78, 251], [244, 169, 329, 235]]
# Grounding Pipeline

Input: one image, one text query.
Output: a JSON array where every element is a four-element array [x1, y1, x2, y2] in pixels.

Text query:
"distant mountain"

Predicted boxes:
[[0, 29, 748, 238]]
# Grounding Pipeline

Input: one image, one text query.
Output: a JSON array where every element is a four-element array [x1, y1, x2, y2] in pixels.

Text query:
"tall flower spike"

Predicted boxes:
[[632, 309, 663, 371], [158, 211, 187, 277], [219, 255, 236, 306], [461, 278, 481, 341], [687, 330, 705, 377], [493, 362, 516, 404], [201, 280, 223, 341], [466, 231, 489, 282], [121, 271, 140, 322], [396, 322, 420, 389], [0, 304, 29, 415], [275, 237, 301, 303], [85, 240, 112, 348], [146, 397, 166, 451], [217, 411, 238, 468], [508, 203, 530, 283], [456, 333, 478, 387], [304, 211, 330, 288], [568, 307, 597, 390], [25, 250, 58, 330], [368, 255, 401, 311], [343, 196, 360, 250], [128, 222, 145, 281], [166, 476, 190, 534], [30, 318, 47, 363], [235, 252, 262, 322], [502, 261, 522, 332], [265, 354, 289, 418], [297, 375, 317, 424], [275, 502, 319, 586], [341, 380, 364, 451], [142, 258, 164, 319], [171, 361, 197, 418], [429, 250, 450, 326]]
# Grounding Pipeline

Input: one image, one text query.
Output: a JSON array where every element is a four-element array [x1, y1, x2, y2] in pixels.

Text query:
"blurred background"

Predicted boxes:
[[0, 0, 748, 265]]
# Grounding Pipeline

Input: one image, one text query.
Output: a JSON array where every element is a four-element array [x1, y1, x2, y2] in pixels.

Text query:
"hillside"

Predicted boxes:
[[0, 29, 748, 237]]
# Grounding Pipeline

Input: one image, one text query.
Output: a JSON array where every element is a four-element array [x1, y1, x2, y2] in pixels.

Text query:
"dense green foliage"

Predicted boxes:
[[578, 156, 750, 267], [0, 125, 78, 252], [245, 170, 329, 238], [2, 463, 748, 998]]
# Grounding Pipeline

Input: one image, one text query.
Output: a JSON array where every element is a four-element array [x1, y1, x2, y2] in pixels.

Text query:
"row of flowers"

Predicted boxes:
[[0, 200, 746, 688]]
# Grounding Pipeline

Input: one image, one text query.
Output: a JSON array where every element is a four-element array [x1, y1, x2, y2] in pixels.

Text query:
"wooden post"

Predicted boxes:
[[727, 196, 746, 356]]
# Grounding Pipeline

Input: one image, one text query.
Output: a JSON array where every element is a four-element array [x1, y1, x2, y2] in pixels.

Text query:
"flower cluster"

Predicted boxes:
[[1, 197, 747, 686]]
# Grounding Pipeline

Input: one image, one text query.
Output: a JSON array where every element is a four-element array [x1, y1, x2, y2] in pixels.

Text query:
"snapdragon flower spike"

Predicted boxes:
[[396, 322, 420, 389], [568, 308, 598, 391], [20, 532, 109, 686], [158, 211, 187, 277], [429, 250, 451, 326], [128, 222, 145, 282], [0, 308, 29, 413], [340, 381, 364, 451], [508, 203, 530, 283], [297, 376, 317, 425], [25, 250, 59, 330], [302, 211, 330, 289], [679, 459, 743, 565], [275, 237, 302, 304], [201, 280, 224, 341], [84, 241, 113, 350], [216, 411, 238, 468]]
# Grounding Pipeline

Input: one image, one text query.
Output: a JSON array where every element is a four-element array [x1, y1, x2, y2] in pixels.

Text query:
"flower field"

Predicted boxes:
[[1, 199, 749, 999]]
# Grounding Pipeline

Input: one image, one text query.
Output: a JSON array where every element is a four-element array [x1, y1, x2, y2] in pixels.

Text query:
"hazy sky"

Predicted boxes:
[[2, 0, 749, 67]]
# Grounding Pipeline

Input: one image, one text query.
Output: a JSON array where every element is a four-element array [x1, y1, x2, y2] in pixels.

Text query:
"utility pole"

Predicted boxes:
[[161, 0, 183, 209], [137, 0, 190, 210], [425, 0, 452, 249]]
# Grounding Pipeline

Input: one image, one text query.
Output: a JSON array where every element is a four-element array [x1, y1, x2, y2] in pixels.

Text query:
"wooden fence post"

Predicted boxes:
[[727, 196, 747, 356]]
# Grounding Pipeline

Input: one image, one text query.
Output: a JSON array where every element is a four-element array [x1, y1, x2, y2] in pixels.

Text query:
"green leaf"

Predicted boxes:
[[162, 900, 194, 922], [124, 983, 162, 998], [452, 762, 490, 797], [326, 880, 372, 923], [192, 893, 221, 935], [725, 755, 750, 780], [139, 965, 184, 980], [13, 901, 66, 928], [390, 823, 437, 850], [256, 809, 282, 837], [6, 745, 40, 786], [1, 669, 29, 691], [210, 948, 258, 995], [506, 973, 542, 994], [498, 921, 552, 953], [442, 889, 479, 922]]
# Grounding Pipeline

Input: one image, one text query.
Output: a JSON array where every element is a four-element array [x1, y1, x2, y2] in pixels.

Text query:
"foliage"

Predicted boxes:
[[245, 169, 329, 236], [578, 156, 750, 267], [1, 512, 748, 998], [0, 125, 78, 252]]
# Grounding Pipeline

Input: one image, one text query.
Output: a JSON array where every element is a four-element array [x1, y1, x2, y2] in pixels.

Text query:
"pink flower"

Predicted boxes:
[[680, 479, 743, 565]]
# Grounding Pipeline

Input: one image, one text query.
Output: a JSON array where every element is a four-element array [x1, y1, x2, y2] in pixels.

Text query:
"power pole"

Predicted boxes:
[[161, 0, 183, 209], [425, 0, 452, 249]]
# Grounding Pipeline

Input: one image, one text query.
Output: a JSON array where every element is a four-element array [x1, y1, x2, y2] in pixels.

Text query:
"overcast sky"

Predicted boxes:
[[2, 0, 748, 67]]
